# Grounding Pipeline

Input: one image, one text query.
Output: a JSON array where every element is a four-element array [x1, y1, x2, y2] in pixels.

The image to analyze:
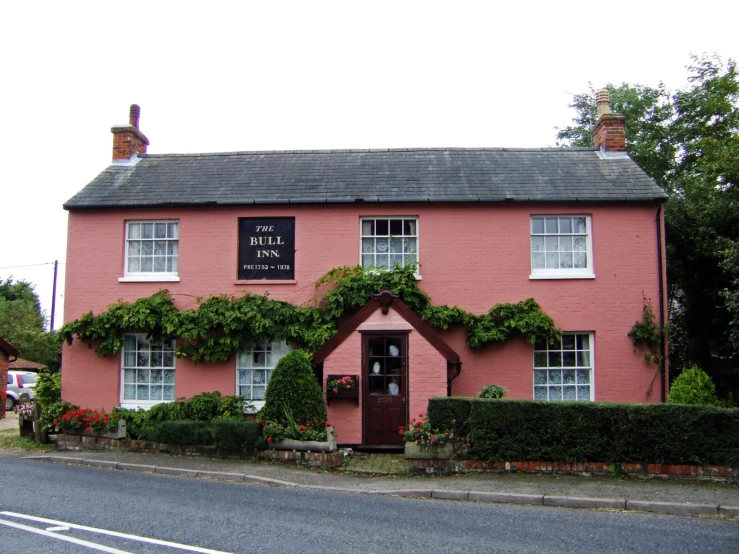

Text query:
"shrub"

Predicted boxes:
[[149, 421, 214, 446], [669, 366, 720, 406], [111, 408, 155, 440], [34, 371, 61, 407], [478, 384, 507, 399], [35, 372, 64, 433], [261, 350, 327, 426], [147, 401, 186, 423], [212, 420, 262, 453], [182, 392, 222, 421]]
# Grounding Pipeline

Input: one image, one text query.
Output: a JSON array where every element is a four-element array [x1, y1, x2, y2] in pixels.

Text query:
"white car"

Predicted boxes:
[[5, 371, 37, 411]]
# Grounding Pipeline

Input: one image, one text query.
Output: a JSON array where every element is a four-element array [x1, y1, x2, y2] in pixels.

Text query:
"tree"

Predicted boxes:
[[557, 54, 739, 398], [0, 278, 59, 370]]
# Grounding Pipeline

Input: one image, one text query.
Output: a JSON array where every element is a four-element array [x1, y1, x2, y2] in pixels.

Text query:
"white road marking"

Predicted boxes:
[[0, 517, 132, 553], [47, 525, 71, 531], [0, 511, 233, 554]]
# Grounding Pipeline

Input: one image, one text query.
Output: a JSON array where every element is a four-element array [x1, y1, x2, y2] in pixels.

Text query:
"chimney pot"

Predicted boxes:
[[596, 89, 611, 119], [592, 88, 626, 153], [129, 104, 141, 128]]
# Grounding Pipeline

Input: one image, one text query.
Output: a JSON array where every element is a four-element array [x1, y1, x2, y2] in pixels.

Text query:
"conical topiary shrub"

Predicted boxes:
[[668, 365, 720, 406], [261, 350, 327, 425]]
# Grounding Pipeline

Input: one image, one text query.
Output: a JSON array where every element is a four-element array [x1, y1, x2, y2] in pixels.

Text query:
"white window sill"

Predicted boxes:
[[119, 275, 181, 283], [245, 400, 265, 414], [120, 400, 174, 410], [529, 272, 595, 280], [365, 269, 422, 281]]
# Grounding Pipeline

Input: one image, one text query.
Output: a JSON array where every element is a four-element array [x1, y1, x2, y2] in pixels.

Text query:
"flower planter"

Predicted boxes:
[[62, 419, 127, 440], [268, 427, 337, 452], [404, 441, 455, 460], [326, 375, 359, 405]]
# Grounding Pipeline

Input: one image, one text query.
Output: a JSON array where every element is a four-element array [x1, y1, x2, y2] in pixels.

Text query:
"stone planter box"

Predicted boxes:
[[268, 427, 337, 452], [62, 419, 127, 440], [19, 417, 35, 440], [404, 441, 455, 460]]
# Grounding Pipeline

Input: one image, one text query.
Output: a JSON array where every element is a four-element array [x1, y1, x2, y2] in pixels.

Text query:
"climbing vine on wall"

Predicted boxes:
[[59, 265, 560, 362], [628, 296, 663, 366]]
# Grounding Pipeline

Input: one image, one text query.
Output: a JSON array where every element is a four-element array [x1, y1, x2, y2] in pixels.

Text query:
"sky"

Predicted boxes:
[[1, 0, 737, 330]]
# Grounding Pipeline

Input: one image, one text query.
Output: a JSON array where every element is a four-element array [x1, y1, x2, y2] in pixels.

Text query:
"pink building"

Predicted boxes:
[[62, 97, 668, 447]]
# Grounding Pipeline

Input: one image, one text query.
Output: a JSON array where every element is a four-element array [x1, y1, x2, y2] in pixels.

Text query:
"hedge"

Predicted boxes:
[[146, 420, 262, 454], [212, 420, 262, 453], [150, 421, 214, 446], [427, 397, 739, 466]]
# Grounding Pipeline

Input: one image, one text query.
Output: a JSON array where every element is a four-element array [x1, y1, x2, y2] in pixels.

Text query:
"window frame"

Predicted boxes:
[[120, 220, 181, 282], [359, 216, 420, 277], [533, 332, 594, 402], [120, 334, 177, 410], [236, 339, 292, 413], [529, 215, 594, 279]]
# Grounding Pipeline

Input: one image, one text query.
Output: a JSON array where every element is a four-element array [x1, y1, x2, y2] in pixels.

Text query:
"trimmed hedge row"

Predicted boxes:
[[427, 398, 739, 466], [147, 420, 262, 454]]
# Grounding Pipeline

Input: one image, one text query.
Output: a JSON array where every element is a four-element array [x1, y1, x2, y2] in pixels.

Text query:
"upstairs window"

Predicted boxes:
[[123, 221, 179, 281], [530, 216, 593, 279], [361, 217, 418, 272]]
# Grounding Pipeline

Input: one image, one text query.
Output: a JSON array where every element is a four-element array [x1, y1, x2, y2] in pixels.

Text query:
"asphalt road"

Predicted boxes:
[[0, 458, 737, 553]]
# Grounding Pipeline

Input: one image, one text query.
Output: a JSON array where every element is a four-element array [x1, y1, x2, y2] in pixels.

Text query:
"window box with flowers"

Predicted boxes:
[[54, 408, 127, 439], [325, 374, 359, 405], [400, 413, 466, 460]]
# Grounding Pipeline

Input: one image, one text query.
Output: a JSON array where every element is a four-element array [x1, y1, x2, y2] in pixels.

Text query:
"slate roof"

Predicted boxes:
[[64, 148, 666, 209]]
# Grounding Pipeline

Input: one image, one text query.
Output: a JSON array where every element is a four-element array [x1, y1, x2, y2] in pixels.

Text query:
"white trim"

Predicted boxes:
[[530, 215, 594, 278], [123, 220, 180, 279], [359, 216, 421, 277], [236, 339, 292, 412], [119, 275, 181, 283], [120, 334, 176, 407], [532, 332, 594, 402], [529, 272, 595, 280]]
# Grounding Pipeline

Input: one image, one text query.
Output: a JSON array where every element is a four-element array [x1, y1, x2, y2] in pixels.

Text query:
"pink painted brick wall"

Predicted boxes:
[[63, 201, 662, 410]]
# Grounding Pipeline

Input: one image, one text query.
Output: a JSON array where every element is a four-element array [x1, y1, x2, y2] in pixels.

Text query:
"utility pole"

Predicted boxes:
[[50, 260, 58, 331]]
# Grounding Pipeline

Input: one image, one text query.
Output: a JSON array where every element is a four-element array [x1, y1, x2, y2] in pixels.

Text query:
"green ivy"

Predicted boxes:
[[628, 296, 663, 365], [60, 265, 560, 361]]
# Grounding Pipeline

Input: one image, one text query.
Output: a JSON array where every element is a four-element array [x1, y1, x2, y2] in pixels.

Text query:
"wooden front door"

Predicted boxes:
[[363, 333, 408, 446]]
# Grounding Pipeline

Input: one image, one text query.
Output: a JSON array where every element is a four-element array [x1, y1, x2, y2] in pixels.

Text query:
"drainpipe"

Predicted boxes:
[[656, 202, 667, 402], [447, 361, 462, 396]]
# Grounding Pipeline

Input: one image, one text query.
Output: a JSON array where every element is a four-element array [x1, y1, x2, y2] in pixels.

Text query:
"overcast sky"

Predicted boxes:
[[1, 1, 737, 330]]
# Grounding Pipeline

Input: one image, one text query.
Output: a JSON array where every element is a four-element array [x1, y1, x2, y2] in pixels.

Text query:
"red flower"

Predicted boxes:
[[267, 437, 273, 443], [325, 422, 333, 427]]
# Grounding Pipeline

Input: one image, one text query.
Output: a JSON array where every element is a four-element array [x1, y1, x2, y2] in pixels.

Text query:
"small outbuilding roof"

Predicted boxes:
[[64, 147, 666, 210], [9, 358, 47, 371]]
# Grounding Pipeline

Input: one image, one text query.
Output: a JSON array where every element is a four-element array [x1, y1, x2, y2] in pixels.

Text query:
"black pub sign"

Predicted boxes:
[[238, 217, 295, 280]]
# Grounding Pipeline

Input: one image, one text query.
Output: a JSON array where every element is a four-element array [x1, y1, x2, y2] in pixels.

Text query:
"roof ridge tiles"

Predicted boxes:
[[139, 147, 599, 159]]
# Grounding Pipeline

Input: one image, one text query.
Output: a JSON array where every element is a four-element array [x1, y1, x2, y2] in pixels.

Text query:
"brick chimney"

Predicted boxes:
[[591, 89, 626, 152], [111, 104, 149, 160]]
